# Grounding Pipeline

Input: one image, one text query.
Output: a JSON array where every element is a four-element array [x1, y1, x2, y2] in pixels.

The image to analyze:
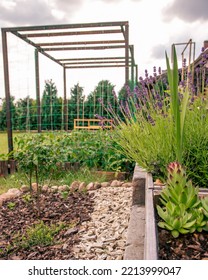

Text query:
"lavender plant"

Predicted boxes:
[[98, 69, 173, 177], [99, 46, 208, 184]]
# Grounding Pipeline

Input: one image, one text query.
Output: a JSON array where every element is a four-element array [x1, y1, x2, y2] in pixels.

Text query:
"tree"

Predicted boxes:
[[0, 98, 6, 131], [68, 83, 84, 130], [41, 79, 62, 130], [85, 80, 117, 119], [0, 96, 17, 131]]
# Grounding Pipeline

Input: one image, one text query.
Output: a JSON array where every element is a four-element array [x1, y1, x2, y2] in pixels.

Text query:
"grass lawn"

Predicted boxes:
[[0, 132, 29, 155], [0, 132, 9, 155]]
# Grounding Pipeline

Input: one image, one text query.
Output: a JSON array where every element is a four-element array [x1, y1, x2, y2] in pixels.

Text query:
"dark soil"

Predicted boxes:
[[0, 191, 94, 260], [158, 228, 208, 260]]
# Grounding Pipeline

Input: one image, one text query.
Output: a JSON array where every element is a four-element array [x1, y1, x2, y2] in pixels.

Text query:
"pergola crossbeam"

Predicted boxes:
[[42, 45, 125, 51], [65, 65, 127, 69], [58, 56, 129, 61], [35, 40, 125, 47], [20, 29, 122, 38]]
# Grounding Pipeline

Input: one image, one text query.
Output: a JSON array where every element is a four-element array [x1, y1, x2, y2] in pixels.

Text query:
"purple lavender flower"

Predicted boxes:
[[112, 89, 117, 100], [97, 98, 104, 105], [147, 114, 155, 125], [190, 96, 195, 104], [182, 58, 186, 68], [200, 59, 204, 66], [195, 67, 200, 74], [124, 101, 131, 118], [94, 114, 103, 120], [157, 101, 163, 110], [158, 67, 161, 75], [179, 80, 186, 87]]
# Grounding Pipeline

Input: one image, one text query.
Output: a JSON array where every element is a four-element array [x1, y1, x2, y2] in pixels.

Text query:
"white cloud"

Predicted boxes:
[[163, 0, 208, 22], [0, 0, 208, 100]]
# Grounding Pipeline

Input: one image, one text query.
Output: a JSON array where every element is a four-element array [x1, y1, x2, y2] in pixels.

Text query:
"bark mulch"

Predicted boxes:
[[158, 229, 208, 260], [0, 191, 94, 260]]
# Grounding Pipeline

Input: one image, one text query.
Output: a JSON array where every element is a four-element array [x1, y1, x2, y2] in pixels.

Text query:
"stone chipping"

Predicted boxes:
[[72, 185, 133, 260]]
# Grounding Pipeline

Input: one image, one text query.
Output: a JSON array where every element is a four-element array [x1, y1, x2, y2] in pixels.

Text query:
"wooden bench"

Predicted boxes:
[[74, 119, 113, 130]]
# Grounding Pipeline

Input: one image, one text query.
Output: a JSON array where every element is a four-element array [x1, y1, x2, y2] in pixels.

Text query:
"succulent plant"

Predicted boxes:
[[157, 161, 204, 238], [201, 196, 208, 231], [201, 196, 208, 218], [157, 202, 196, 238], [191, 208, 207, 232], [160, 162, 200, 210]]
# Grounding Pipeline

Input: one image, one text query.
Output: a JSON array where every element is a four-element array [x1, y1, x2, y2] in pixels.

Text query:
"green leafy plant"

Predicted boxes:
[[7, 202, 16, 210], [166, 46, 190, 163], [13, 221, 65, 249], [60, 191, 69, 200], [22, 193, 33, 204], [13, 133, 63, 191]]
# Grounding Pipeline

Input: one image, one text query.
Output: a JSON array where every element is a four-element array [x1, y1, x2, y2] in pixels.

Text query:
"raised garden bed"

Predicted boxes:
[[143, 167, 208, 260]]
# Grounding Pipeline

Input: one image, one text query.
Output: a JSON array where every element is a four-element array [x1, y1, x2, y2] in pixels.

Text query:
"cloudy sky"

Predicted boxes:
[[0, 0, 208, 100]]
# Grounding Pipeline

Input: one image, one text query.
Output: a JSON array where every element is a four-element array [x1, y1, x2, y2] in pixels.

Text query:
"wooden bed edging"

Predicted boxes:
[[144, 172, 159, 260], [124, 165, 159, 260], [0, 160, 17, 177], [124, 165, 146, 260]]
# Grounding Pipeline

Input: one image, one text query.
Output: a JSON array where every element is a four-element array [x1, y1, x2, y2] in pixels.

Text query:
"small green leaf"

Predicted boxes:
[[171, 230, 179, 238]]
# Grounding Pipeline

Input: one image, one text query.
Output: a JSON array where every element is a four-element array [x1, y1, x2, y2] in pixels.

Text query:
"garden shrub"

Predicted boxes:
[[101, 48, 208, 186]]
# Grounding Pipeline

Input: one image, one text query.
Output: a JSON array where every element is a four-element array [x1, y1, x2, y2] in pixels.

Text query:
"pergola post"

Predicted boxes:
[[130, 45, 135, 90], [63, 67, 68, 131], [124, 22, 129, 86], [34, 49, 41, 132], [135, 64, 138, 85], [1, 29, 13, 153]]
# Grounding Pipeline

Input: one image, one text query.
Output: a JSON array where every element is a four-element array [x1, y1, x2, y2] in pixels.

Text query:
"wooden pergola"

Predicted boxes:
[[1, 21, 137, 153]]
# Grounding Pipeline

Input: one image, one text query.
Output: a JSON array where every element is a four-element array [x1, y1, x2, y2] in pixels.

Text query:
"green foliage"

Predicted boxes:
[[13, 133, 64, 190], [182, 99, 208, 187], [22, 193, 33, 204], [9, 131, 132, 193], [41, 79, 62, 130], [7, 202, 16, 210], [60, 191, 69, 199], [166, 48, 181, 162], [100, 53, 208, 186], [157, 202, 197, 238], [157, 162, 207, 237], [201, 197, 208, 231], [0, 173, 28, 195], [68, 83, 85, 130], [85, 80, 116, 119], [113, 111, 174, 177], [0, 79, 118, 133], [166, 47, 191, 163], [201, 196, 208, 218], [13, 221, 65, 249], [161, 162, 200, 209], [62, 130, 133, 172]]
